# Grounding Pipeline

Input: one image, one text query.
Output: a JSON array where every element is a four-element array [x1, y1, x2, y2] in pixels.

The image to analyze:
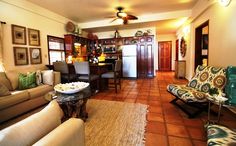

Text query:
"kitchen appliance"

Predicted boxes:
[[122, 45, 137, 78]]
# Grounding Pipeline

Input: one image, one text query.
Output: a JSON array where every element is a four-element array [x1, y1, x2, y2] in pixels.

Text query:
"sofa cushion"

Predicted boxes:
[[27, 85, 53, 99], [42, 70, 54, 86], [207, 124, 236, 146], [36, 70, 43, 85], [5, 71, 19, 90], [167, 84, 208, 102], [0, 83, 11, 97], [18, 72, 37, 90], [0, 72, 13, 91], [0, 90, 29, 110], [187, 66, 226, 94], [0, 100, 63, 146]]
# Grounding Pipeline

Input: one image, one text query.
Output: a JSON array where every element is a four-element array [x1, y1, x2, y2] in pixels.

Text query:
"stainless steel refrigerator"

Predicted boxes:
[[122, 45, 137, 78]]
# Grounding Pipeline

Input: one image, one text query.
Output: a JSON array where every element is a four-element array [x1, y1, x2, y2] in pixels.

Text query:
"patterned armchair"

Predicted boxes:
[[206, 124, 236, 146], [167, 65, 227, 118]]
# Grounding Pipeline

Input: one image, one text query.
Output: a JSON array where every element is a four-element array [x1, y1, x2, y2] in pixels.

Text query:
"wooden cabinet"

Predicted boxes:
[[97, 35, 154, 78], [64, 34, 92, 61], [175, 60, 186, 78], [137, 36, 154, 78]]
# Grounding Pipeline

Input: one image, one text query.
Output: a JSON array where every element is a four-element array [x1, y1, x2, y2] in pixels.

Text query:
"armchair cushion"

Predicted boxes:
[[207, 124, 236, 146], [167, 84, 208, 102], [187, 66, 226, 94]]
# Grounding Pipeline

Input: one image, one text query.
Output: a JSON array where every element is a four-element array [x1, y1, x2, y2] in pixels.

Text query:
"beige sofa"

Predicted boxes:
[[0, 100, 85, 146], [0, 66, 61, 123]]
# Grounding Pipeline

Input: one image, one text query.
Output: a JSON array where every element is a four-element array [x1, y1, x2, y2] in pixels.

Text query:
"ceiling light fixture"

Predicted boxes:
[[117, 18, 124, 24], [218, 0, 231, 7], [118, 12, 127, 18]]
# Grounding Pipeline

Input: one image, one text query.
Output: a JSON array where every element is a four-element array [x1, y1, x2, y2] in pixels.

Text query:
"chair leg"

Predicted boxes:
[[119, 78, 121, 89], [115, 78, 117, 93], [96, 79, 100, 91]]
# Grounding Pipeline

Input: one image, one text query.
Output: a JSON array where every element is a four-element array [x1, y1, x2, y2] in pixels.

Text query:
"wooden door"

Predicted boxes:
[[175, 39, 179, 61], [137, 43, 147, 78], [158, 41, 172, 71]]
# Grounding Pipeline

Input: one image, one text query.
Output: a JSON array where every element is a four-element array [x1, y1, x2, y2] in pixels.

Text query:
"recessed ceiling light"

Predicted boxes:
[[218, 0, 231, 7]]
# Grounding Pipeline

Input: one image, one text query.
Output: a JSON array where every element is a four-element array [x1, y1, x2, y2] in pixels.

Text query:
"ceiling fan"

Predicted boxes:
[[109, 6, 138, 25]]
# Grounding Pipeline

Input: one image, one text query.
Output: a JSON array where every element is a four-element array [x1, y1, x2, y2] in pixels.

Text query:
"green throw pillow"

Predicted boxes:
[[18, 72, 37, 90]]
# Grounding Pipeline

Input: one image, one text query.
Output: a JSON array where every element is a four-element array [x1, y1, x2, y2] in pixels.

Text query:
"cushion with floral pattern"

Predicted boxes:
[[207, 124, 236, 146], [167, 84, 209, 102], [187, 65, 226, 94]]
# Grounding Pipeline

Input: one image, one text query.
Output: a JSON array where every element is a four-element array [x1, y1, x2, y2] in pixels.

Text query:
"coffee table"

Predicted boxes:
[[45, 86, 91, 121]]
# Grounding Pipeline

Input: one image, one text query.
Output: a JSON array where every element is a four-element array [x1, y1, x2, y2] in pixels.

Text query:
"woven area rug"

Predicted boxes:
[[85, 99, 148, 146]]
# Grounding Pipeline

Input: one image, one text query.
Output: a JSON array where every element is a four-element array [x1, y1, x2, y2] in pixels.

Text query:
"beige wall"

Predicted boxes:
[[177, 0, 236, 80], [157, 34, 177, 70], [0, 0, 72, 71]]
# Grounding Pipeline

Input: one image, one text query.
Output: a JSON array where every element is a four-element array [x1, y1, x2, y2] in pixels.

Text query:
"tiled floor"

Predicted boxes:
[[92, 71, 236, 146]]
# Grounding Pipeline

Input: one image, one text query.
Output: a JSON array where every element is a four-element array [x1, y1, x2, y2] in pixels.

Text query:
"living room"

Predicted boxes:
[[0, 0, 236, 146]]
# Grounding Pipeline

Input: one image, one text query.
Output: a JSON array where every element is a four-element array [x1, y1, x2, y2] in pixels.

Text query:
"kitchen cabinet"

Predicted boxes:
[[64, 34, 92, 61], [137, 36, 154, 78], [97, 35, 154, 78]]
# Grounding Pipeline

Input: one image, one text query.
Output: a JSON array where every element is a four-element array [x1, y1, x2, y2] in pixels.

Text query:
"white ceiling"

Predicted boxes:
[[26, 0, 198, 33]]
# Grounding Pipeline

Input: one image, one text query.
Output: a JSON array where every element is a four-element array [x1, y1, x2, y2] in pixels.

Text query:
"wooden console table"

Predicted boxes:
[[175, 60, 186, 78]]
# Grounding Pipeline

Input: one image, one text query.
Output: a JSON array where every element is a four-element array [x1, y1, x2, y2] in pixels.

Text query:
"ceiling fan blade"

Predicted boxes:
[[105, 16, 116, 18], [126, 15, 138, 20], [123, 18, 128, 25], [110, 18, 119, 23]]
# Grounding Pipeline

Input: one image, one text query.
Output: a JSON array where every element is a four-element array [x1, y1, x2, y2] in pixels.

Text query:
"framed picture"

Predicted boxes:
[[29, 48, 42, 64], [28, 28, 40, 46], [13, 47, 28, 66], [11, 25, 26, 45]]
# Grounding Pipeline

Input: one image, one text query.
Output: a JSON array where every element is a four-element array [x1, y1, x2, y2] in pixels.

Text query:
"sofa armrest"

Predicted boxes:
[[53, 71, 61, 86], [33, 118, 85, 146]]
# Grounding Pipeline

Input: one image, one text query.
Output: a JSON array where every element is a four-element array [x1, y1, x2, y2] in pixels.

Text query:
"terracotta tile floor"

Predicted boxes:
[[92, 71, 236, 146]]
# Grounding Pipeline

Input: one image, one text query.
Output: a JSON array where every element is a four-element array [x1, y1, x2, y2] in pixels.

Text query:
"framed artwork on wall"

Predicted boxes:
[[29, 48, 42, 64], [11, 25, 27, 45], [28, 28, 40, 46], [13, 47, 28, 65]]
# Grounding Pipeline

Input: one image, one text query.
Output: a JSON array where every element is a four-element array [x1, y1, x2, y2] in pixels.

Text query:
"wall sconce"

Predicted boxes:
[[218, 0, 231, 7]]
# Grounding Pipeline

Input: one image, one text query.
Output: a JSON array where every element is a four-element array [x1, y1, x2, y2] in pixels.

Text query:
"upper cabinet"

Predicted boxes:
[[64, 34, 92, 62]]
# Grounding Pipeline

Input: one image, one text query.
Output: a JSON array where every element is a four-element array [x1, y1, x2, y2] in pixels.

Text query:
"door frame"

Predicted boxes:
[[158, 41, 172, 71], [194, 20, 209, 69]]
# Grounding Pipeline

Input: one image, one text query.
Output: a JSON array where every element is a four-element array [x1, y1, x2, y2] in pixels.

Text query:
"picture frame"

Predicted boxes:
[[11, 25, 26, 45], [28, 28, 40, 46], [29, 48, 42, 64], [13, 47, 28, 66]]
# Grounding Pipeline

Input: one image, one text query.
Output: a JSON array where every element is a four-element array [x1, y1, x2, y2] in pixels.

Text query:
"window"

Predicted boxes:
[[47, 35, 65, 65]]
